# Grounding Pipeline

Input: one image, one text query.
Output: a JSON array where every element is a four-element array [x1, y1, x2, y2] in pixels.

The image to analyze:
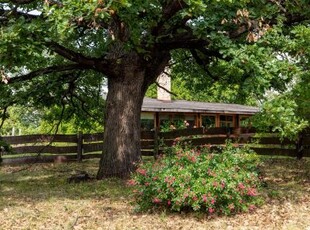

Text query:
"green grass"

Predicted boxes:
[[0, 160, 132, 205]]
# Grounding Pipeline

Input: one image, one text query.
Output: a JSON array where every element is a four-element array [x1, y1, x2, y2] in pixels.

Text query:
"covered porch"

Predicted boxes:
[[141, 97, 259, 131]]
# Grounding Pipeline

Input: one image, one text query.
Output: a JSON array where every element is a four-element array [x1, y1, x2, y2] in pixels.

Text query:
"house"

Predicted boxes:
[[141, 97, 259, 131], [140, 73, 259, 131]]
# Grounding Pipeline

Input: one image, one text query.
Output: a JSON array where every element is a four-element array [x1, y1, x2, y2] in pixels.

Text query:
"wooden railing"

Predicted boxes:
[[1, 127, 309, 165]]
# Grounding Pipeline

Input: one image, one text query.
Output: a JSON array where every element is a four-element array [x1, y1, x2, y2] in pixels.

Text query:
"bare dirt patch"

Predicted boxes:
[[0, 157, 309, 229]]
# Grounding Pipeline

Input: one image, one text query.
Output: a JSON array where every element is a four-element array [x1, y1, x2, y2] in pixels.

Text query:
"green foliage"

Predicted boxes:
[[0, 70, 106, 134], [0, 139, 12, 154], [159, 120, 188, 132], [130, 142, 262, 214], [252, 96, 308, 140], [1, 0, 309, 116]]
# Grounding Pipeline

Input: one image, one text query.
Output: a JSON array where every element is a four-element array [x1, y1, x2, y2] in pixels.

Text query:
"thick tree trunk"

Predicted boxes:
[[96, 66, 147, 179]]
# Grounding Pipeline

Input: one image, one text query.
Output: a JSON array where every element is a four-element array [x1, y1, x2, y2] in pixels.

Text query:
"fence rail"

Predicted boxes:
[[1, 127, 309, 165]]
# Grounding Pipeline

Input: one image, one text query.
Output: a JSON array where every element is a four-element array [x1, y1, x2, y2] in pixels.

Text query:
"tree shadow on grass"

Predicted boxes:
[[0, 159, 133, 209], [259, 156, 310, 203]]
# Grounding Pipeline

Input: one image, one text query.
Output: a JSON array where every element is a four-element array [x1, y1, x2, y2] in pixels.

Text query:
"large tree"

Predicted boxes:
[[1, 0, 309, 178]]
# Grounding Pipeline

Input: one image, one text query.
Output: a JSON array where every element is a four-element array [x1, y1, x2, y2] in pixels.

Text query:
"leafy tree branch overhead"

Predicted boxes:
[[1, 0, 309, 178]]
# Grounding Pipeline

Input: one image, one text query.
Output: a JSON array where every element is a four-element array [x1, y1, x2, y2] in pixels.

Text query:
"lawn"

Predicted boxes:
[[0, 157, 309, 230]]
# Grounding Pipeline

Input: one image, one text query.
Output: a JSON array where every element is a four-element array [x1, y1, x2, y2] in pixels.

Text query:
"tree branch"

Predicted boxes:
[[46, 41, 112, 75], [0, 106, 8, 130], [152, 0, 188, 36], [46, 42, 97, 66], [228, 6, 310, 39], [9, 0, 36, 4], [3, 64, 87, 84], [155, 82, 177, 97], [190, 49, 219, 81], [156, 35, 210, 50]]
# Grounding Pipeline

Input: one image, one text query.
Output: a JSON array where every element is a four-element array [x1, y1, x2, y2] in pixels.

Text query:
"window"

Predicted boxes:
[[220, 115, 234, 127], [201, 115, 216, 128], [185, 115, 196, 128], [158, 113, 196, 131], [141, 113, 154, 131], [172, 114, 186, 128]]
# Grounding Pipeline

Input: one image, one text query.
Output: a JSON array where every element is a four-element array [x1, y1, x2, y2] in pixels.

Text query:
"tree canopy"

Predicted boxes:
[[1, 0, 310, 178]]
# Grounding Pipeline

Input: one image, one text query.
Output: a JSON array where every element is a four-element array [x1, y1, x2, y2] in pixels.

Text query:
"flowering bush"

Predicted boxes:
[[130, 141, 262, 215]]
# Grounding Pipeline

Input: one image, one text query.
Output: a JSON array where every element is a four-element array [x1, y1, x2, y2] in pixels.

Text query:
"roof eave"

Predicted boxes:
[[141, 108, 258, 115]]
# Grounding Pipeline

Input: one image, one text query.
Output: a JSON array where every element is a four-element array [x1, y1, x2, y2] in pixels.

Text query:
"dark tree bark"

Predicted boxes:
[[96, 72, 144, 178], [96, 52, 169, 179]]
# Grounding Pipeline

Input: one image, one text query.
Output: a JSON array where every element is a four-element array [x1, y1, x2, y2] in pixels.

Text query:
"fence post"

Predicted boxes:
[[153, 129, 159, 159], [0, 147, 2, 165], [296, 133, 304, 160], [226, 127, 232, 139], [77, 131, 83, 162]]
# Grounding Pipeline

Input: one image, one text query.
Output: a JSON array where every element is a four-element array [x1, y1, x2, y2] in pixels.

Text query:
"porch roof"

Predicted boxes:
[[142, 98, 259, 115]]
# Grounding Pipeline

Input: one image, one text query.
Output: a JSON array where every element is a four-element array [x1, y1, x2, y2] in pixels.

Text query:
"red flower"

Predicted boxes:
[[208, 207, 215, 214], [167, 200, 171, 206]]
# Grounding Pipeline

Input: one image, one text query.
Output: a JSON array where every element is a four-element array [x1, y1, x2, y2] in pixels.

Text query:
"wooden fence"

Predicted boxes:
[[1, 127, 309, 165]]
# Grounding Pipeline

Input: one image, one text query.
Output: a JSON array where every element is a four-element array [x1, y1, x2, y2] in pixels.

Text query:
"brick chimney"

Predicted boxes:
[[157, 69, 171, 101]]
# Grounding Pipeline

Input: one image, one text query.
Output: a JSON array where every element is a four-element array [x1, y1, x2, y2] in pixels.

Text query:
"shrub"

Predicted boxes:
[[0, 139, 12, 153], [130, 141, 262, 215]]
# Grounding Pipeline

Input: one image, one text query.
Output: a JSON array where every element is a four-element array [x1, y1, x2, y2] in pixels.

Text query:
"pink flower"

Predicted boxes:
[[211, 198, 215, 205], [247, 188, 257, 196], [249, 204, 256, 211], [127, 179, 136, 186], [208, 207, 215, 214], [202, 194, 207, 202], [136, 168, 147, 176], [221, 181, 225, 189], [189, 156, 196, 163], [167, 200, 171, 206], [193, 196, 198, 201], [238, 183, 245, 190], [153, 197, 161, 204]]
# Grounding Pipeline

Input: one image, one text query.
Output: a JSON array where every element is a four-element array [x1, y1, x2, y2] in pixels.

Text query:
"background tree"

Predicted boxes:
[[1, 0, 309, 178]]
